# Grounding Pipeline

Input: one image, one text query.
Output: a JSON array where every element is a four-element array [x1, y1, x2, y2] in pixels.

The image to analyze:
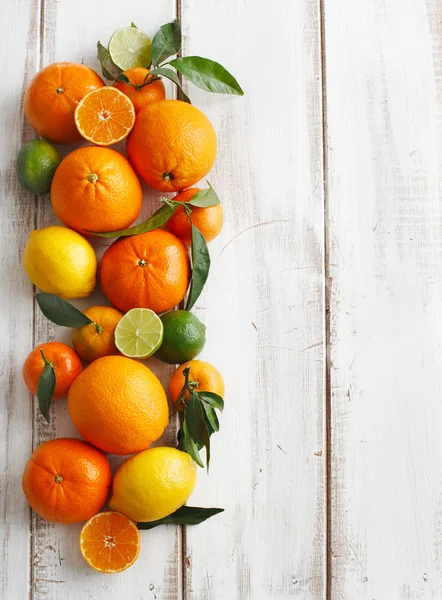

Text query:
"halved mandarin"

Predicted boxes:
[[74, 87, 135, 146], [80, 511, 141, 573]]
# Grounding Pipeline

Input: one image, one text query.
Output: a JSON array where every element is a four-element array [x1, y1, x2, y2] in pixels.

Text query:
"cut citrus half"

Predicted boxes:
[[80, 511, 140, 573], [115, 308, 164, 359], [109, 26, 152, 71], [74, 87, 135, 146]]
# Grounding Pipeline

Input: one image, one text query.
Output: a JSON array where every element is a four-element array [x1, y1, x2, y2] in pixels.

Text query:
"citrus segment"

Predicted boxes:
[[109, 27, 152, 71], [115, 308, 163, 358]]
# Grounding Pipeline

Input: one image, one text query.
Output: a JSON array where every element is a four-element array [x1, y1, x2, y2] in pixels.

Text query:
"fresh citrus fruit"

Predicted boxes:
[[170, 360, 225, 406], [126, 100, 217, 192], [72, 306, 123, 362], [100, 230, 190, 314], [114, 308, 163, 359], [23, 341, 83, 398], [167, 188, 224, 245], [16, 140, 61, 195], [80, 512, 140, 573], [155, 310, 206, 364], [23, 226, 97, 299], [24, 62, 104, 144], [68, 356, 169, 455], [74, 87, 136, 146], [22, 438, 112, 524], [109, 447, 196, 522], [114, 67, 165, 113], [50, 146, 142, 235], [109, 26, 152, 71]]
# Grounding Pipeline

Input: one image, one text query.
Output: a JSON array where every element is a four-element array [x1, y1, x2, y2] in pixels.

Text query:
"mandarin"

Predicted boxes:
[[167, 188, 224, 245], [169, 360, 225, 406], [24, 62, 104, 144], [72, 305, 123, 362], [114, 67, 166, 113]]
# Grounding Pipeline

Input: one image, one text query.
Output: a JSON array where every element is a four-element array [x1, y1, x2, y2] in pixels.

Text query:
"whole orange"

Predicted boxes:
[[51, 146, 142, 235], [68, 356, 169, 455], [24, 62, 104, 144], [169, 360, 225, 406], [114, 67, 166, 113], [126, 100, 217, 192], [23, 342, 83, 398], [22, 438, 112, 523], [100, 229, 190, 314], [72, 306, 123, 362], [167, 188, 224, 245]]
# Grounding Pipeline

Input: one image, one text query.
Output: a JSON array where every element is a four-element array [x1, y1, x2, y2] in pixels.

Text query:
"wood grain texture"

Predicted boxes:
[[325, 0, 442, 598], [181, 1, 326, 598]]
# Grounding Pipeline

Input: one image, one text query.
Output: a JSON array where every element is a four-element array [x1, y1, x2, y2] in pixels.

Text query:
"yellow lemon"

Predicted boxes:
[[23, 226, 97, 299], [109, 447, 197, 522]]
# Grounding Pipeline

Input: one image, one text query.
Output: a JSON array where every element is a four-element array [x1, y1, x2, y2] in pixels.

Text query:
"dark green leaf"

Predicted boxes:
[[137, 506, 224, 529], [116, 73, 130, 84], [186, 392, 206, 446], [97, 41, 120, 80], [90, 203, 177, 238], [36, 293, 93, 328], [169, 56, 244, 95], [186, 183, 220, 208], [37, 361, 56, 424], [181, 418, 204, 467], [201, 402, 220, 434], [198, 391, 224, 411], [203, 426, 211, 471], [131, 22, 138, 28], [149, 67, 191, 103], [151, 22, 181, 67], [185, 225, 210, 311]]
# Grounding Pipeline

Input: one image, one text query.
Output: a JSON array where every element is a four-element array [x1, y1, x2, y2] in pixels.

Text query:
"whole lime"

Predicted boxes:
[[155, 310, 206, 364], [17, 139, 61, 195]]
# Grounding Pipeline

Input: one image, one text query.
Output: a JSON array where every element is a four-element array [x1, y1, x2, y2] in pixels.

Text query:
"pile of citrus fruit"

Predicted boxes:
[[17, 22, 242, 573]]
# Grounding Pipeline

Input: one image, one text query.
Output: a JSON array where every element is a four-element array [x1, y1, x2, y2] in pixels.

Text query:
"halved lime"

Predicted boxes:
[[115, 308, 163, 359], [109, 26, 152, 71]]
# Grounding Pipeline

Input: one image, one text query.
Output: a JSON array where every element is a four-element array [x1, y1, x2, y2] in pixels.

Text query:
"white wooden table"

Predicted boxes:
[[2, 0, 442, 598]]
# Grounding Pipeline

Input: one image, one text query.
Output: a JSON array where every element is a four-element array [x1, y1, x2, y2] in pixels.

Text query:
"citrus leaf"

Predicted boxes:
[[115, 73, 130, 84], [185, 225, 210, 311], [37, 356, 56, 424], [90, 203, 177, 238], [149, 67, 191, 103], [198, 391, 224, 411], [186, 391, 206, 447], [186, 182, 220, 208], [36, 293, 93, 328], [169, 56, 244, 95], [201, 402, 220, 434], [137, 506, 224, 529], [181, 418, 204, 468], [151, 22, 181, 67], [203, 426, 211, 472], [97, 41, 120, 80]]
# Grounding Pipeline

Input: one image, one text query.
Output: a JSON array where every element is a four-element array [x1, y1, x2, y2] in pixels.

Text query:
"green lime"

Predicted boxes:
[[16, 139, 61, 195], [155, 310, 206, 364], [115, 308, 163, 358], [109, 26, 152, 71]]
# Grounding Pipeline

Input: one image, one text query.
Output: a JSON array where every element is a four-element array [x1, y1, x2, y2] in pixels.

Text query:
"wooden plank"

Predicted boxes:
[[31, 2, 181, 599], [0, 1, 40, 598], [326, 1, 442, 597], [180, 1, 326, 598]]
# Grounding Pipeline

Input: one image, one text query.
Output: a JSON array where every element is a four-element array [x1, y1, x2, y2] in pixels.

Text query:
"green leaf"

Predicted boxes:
[[149, 67, 191, 103], [186, 183, 220, 208], [36, 293, 93, 328], [137, 506, 224, 529], [90, 203, 177, 238], [37, 354, 56, 424], [169, 56, 244, 95], [151, 22, 182, 67], [131, 22, 138, 28], [97, 41, 120, 81], [116, 73, 130, 84], [198, 391, 224, 411], [186, 392, 206, 446], [201, 402, 220, 434], [185, 225, 210, 311], [181, 418, 204, 468]]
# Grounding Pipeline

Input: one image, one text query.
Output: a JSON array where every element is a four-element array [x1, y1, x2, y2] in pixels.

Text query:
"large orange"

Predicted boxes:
[[114, 67, 166, 113], [23, 341, 83, 398], [167, 188, 224, 245], [68, 356, 169, 455], [100, 229, 190, 314], [126, 100, 217, 192], [169, 360, 225, 406], [24, 62, 104, 144], [51, 146, 142, 235], [22, 438, 112, 524]]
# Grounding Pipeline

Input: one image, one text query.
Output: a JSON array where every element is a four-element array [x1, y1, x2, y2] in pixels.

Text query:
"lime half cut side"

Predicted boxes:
[[109, 27, 152, 71], [115, 308, 163, 359]]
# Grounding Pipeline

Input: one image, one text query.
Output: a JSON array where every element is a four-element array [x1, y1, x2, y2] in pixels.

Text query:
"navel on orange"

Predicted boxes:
[[80, 512, 140, 573], [75, 86, 136, 146]]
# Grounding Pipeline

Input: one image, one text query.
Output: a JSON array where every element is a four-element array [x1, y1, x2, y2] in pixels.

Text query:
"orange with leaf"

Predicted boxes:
[[167, 187, 224, 245], [114, 68, 166, 113], [170, 360, 225, 407], [72, 305, 123, 362]]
